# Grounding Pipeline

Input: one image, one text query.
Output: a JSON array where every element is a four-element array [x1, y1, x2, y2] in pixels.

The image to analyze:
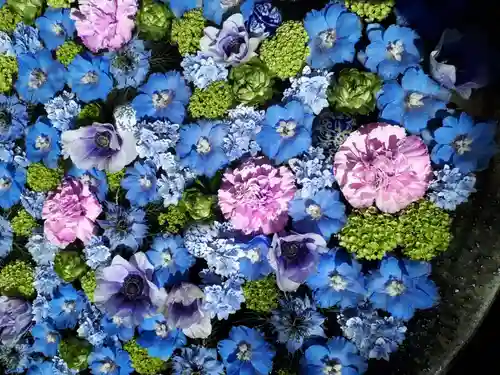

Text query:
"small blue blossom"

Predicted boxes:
[[137, 314, 187, 360], [101, 313, 134, 343], [25, 117, 61, 169], [83, 236, 111, 270], [12, 23, 43, 55], [172, 346, 224, 375], [428, 164, 476, 210], [67, 54, 113, 103], [224, 105, 263, 161], [35, 8, 75, 50], [27, 234, 59, 265], [0, 143, 30, 168], [52, 357, 78, 375], [34, 265, 62, 296], [431, 112, 497, 173], [32, 294, 50, 323], [68, 166, 108, 201], [135, 120, 180, 167], [107, 39, 151, 89], [237, 235, 272, 281], [0, 162, 26, 209], [0, 94, 29, 143], [247, 1, 282, 37], [122, 160, 159, 207], [20, 190, 46, 219], [203, 277, 245, 320], [181, 52, 229, 89], [257, 100, 314, 164], [77, 302, 107, 347], [0, 31, 14, 55], [44, 91, 81, 132], [165, 0, 198, 18], [0, 215, 13, 258], [88, 346, 134, 375], [31, 322, 60, 357], [48, 284, 85, 329], [157, 153, 195, 206]]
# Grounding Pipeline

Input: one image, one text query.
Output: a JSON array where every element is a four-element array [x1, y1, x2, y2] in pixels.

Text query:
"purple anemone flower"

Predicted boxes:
[[61, 122, 137, 173], [0, 296, 33, 346], [94, 253, 167, 326], [268, 232, 328, 292], [164, 283, 212, 339]]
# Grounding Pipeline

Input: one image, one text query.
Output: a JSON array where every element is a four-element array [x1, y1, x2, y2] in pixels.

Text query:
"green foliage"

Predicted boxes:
[[230, 57, 274, 106], [158, 204, 189, 234], [242, 275, 280, 313], [260, 21, 309, 80], [27, 163, 63, 192], [339, 208, 401, 260], [171, 8, 205, 56], [56, 41, 84, 66], [345, 0, 395, 22], [328, 68, 381, 115], [180, 187, 215, 221], [188, 81, 234, 119], [7, 0, 43, 24], [47, 0, 72, 8], [0, 260, 35, 298], [11, 208, 38, 237], [77, 102, 102, 125], [59, 337, 92, 371], [107, 169, 125, 192], [0, 6, 22, 33], [81, 270, 96, 302], [399, 200, 452, 260], [0, 55, 18, 93], [137, 0, 173, 41], [124, 339, 167, 375], [54, 251, 88, 282]]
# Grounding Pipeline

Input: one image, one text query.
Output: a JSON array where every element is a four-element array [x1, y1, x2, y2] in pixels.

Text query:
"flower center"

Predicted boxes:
[[139, 176, 152, 189], [0, 110, 11, 132], [152, 90, 174, 109], [323, 361, 342, 375], [112, 315, 123, 325], [220, 0, 241, 10], [196, 137, 212, 154], [163, 251, 173, 265], [453, 135, 473, 155], [0, 177, 12, 190], [386, 280, 406, 297], [46, 333, 57, 343], [317, 29, 337, 49], [35, 135, 51, 151], [223, 36, 245, 56], [387, 40, 405, 61], [122, 274, 145, 300], [281, 241, 302, 260], [306, 204, 322, 219], [28, 69, 47, 89], [406, 92, 425, 108], [80, 71, 99, 85], [330, 274, 348, 291], [52, 23, 64, 36], [99, 361, 117, 374], [236, 342, 252, 361], [154, 322, 169, 338], [113, 52, 135, 72], [62, 301, 76, 313], [95, 132, 111, 148], [277, 120, 297, 138], [246, 248, 260, 263]]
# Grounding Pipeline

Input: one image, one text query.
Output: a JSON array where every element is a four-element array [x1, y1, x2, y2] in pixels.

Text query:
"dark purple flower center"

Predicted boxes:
[[281, 241, 303, 261], [113, 52, 135, 72], [122, 274, 145, 300], [94, 132, 111, 149], [223, 35, 245, 56], [236, 342, 252, 361]]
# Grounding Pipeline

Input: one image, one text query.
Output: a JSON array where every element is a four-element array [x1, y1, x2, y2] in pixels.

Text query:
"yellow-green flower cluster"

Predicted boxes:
[[54, 251, 88, 282], [345, 0, 395, 22], [56, 41, 84, 66], [47, 0, 71, 8], [242, 275, 280, 313], [0, 55, 18, 94], [137, 0, 173, 41], [124, 339, 167, 375], [11, 209, 38, 237], [0, 260, 35, 298], [59, 337, 91, 371], [27, 163, 63, 192], [0, 6, 23, 33], [171, 8, 205, 56], [158, 205, 189, 234], [260, 21, 309, 80], [81, 270, 96, 302], [106, 169, 125, 192], [188, 81, 234, 119]]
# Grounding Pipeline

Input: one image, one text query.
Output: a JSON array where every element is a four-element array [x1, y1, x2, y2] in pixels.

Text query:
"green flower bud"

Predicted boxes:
[[345, 0, 395, 22], [171, 8, 205, 56], [77, 103, 102, 125], [0, 260, 35, 298], [399, 200, 452, 261], [81, 270, 96, 302], [188, 81, 234, 119], [339, 208, 401, 260], [242, 275, 280, 313], [56, 41, 84, 66], [124, 339, 167, 375], [0, 6, 23, 33], [106, 169, 125, 192], [54, 251, 88, 282], [328, 68, 381, 115], [7, 0, 43, 24], [137, 0, 173, 41], [260, 21, 309, 80], [158, 205, 189, 234], [59, 337, 92, 371], [11, 208, 38, 237], [47, 0, 72, 8], [229, 57, 274, 106], [180, 188, 215, 221], [27, 163, 63, 192], [0, 55, 18, 94]]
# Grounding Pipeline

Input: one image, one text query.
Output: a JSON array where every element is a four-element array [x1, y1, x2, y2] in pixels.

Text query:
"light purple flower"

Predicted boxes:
[[0, 297, 33, 346]]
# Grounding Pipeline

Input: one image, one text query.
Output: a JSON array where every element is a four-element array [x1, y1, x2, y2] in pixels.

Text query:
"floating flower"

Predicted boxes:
[[122, 160, 159, 207], [238, 235, 273, 280], [428, 165, 476, 210], [35, 8, 75, 50], [107, 38, 151, 89], [42, 177, 102, 247], [0, 162, 26, 209], [101, 312, 134, 342], [88, 346, 134, 375], [0, 94, 28, 142], [0, 297, 32, 346], [172, 346, 224, 375], [67, 54, 114, 102], [48, 284, 85, 329], [334, 123, 432, 214], [218, 157, 296, 235], [25, 117, 61, 169], [137, 314, 187, 360], [31, 322, 60, 357]]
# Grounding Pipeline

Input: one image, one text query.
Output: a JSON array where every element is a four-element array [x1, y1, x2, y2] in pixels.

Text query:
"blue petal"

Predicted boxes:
[[304, 9, 328, 38]]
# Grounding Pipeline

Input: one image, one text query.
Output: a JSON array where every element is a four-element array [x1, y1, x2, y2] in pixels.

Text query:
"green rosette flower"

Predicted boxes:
[[180, 188, 215, 221], [230, 57, 274, 106], [137, 0, 173, 41], [59, 337, 92, 371], [7, 0, 44, 24], [345, 0, 395, 22], [54, 251, 88, 282], [328, 68, 382, 115]]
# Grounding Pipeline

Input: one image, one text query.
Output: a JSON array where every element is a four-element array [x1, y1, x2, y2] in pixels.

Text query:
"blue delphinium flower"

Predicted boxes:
[[428, 164, 476, 210], [289, 188, 347, 240], [181, 52, 229, 89], [68, 166, 108, 202], [238, 235, 272, 281], [12, 23, 43, 55], [146, 234, 195, 287], [377, 67, 449, 134], [101, 312, 135, 342], [218, 326, 275, 375], [16, 49, 66, 104], [34, 265, 62, 296], [203, 0, 255, 24], [27, 234, 59, 265], [177, 120, 229, 178], [107, 39, 151, 89], [256, 100, 313, 164], [31, 322, 60, 357], [44, 91, 81, 132], [67, 54, 113, 103], [301, 337, 368, 375], [367, 256, 439, 320], [25, 117, 61, 168], [20, 190, 46, 219], [224, 105, 263, 161], [247, 0, 282, 37], [360, 24, 421, 80], [304, 3, 362, 69], [27, 361, 57, 375], [0, 162, 26, 209], [0, 216, 13, 258], [132, 71, 191, 123], [48, 284, 85, 329], [164, 0, 198, 18], [83, 236, 111, 270], [35, 9, 75, 50], [121, 160, 159, 207], [137, 314, 187, 360], [172, 346, 224, 375], [88, 346, 134, 375], [431, 112, 497, 174], [270, 296, 325, 353], [306, 250, 366, 309], [203, 277, 245, 320], [0, 94, 28, 142]]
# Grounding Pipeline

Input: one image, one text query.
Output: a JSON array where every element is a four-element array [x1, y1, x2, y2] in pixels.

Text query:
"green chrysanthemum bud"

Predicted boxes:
[[0, 55, 18, 94], [399, 200, 452, 261], [243, 275, 280, 313], [339, 208, 401, 260], [180, 188, 215, 221], [77, 102, 102, 125], [27, 163, 63, 192], [0, 6, 23, 33], [11, 209, 38, 237], [59, 337, 92, 371], [158, 205, 189, 234], [229, 57, 274, 106], [260, 21, 309, 80], [188, 81, 234, 119], [56, 41, 84, 66], [7, 0, 44, 24], [137, 0, 173, 41], [345, 0, 395, 22], [107, 169, 125, 192], [47, 0, 72, 8], [54, 251, 88, 282], [81, 270, 96, 302], [0, 260, 35, 298], [328, 68, 382, 115], [124, 339, 167, 375], [171, 8, 205, 56]]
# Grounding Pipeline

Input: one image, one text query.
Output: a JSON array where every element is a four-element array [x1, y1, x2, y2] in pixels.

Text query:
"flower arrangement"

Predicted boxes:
[[0, 1, 497, 375]]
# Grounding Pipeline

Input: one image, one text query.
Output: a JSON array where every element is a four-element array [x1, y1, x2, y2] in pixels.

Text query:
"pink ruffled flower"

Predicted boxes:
[[42, 177, 102, 247], [218, 157, 296, 235], [334, 123, 431, 213], [71, 0, 138, 52]]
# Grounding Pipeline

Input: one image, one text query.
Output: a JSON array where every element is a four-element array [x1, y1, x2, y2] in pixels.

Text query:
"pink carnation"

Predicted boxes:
[[218, 157, 296, 235], [71, 0, 137, 52], [42, 177, 102, 248], [334, 123, 432, 213]]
